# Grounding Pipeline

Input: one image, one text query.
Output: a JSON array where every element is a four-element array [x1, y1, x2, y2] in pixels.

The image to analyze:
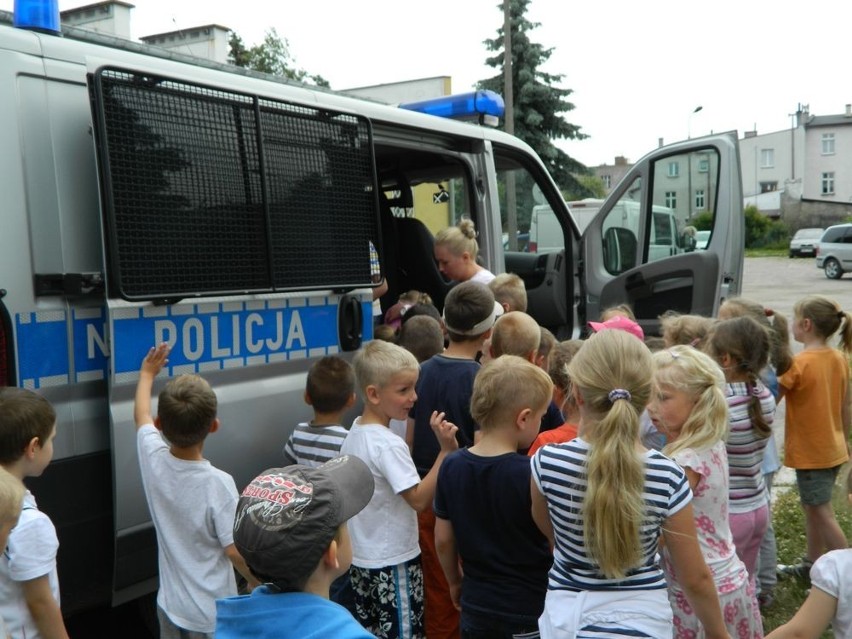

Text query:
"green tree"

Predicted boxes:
[[228, 28, 330, 88], [480, 0, 589, 196], [564, 174, 606, 201]]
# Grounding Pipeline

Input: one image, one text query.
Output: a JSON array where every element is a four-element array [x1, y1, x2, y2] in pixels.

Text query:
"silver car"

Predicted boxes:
[[816, 224, 852, 279]]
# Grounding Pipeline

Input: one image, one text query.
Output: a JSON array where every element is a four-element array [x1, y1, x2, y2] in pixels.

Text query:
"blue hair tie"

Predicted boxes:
[[608, 388, 631, 402]]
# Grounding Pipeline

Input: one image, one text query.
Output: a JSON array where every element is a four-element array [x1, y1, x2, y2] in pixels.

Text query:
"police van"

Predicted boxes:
[[0, 6, 744, 616]]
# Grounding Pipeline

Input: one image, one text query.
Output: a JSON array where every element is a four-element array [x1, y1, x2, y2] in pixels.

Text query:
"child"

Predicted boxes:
[[765, 472, 852, 639], [649, 345, 763, 637], [384, 290, 434, 332], [0, 387, 69, 639], [0, 467, 25, 639], [660, 312, 716, 348], [777, 295, 852, 577], [134, 344, 257, 637], [215, 456, 376, 638], [706, 316, 775, 586], [340, 340, 459, 639], [718, 297, 793, 607], [489, 311, 541, 361], [599, 303, 636, 321], [434, 356, 553, 637], [434, 219, 495, 284], [527, 339, 583, 455], [530, 330, 728, 638], [588, 314, 644, 340], [397, 315, 445, 365], [489, 272, 528, 312], [407, 281, 500, 638], [281, 355, 356, 611], [282, 356, 355, 468]]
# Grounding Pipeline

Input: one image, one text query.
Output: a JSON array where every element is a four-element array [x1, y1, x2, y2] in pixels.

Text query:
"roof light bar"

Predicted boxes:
[[399, 91, 505, 127], [13, 0, 60, 34]]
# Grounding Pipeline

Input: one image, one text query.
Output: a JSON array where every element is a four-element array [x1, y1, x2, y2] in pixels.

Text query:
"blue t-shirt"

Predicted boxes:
[[433, 449, 552, 620], [215, 587, 373, 639], [410, 354, 480, 477]]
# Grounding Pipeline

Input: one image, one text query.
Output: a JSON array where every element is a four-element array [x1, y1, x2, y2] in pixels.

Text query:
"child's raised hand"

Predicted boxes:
[[140, 343, 170, 378], [430, 411, 459, 453]]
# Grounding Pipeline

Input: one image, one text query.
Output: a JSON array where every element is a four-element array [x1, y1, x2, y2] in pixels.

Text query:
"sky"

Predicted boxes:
[[5, 0, 850, 167]]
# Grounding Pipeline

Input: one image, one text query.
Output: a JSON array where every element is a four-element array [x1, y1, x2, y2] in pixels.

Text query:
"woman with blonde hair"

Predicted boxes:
[[530, 330, 729, 638], [650, 345, 762, 637], [434, 219, 495, 284]]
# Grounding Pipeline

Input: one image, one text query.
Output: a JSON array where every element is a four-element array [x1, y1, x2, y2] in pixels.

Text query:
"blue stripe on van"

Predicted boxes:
[[15, 298, 372, 387]]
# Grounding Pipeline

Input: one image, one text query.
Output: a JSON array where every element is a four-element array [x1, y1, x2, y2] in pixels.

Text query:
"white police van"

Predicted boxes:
[[0, 4, 744, 617]]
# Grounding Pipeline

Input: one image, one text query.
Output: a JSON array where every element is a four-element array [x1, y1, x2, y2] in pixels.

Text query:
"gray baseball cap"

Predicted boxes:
[[234, 455, 374, 588]]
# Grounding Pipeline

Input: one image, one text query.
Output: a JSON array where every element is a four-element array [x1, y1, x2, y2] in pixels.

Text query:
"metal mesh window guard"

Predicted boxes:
[[90, 68, 379, 300]]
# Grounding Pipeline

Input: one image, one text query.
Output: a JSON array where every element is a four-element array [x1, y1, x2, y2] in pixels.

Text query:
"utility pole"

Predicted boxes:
[[503, 0, 518, 250]]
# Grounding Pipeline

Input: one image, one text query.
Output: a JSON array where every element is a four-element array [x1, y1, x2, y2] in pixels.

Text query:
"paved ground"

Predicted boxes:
[[740, 255, 852, 494]]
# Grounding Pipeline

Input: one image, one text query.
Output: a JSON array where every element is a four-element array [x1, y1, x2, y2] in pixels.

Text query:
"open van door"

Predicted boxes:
[[581, 133, 743, 336]]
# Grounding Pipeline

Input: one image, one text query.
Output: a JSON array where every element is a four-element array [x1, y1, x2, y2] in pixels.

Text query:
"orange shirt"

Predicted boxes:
[[778, 348, 849, 469], [527, 423, 579, 457]]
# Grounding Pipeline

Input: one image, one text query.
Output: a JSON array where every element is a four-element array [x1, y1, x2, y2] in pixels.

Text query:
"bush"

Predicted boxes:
[[745, 205, 790, 249]]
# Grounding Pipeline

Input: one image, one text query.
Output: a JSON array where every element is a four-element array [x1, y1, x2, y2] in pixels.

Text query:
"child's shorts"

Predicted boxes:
[[795, 465, 841, 506], [350, 556, 425, 639]]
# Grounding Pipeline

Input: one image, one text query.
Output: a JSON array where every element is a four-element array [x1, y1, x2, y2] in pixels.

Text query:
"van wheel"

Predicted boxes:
[[824, 258, 843, 279]]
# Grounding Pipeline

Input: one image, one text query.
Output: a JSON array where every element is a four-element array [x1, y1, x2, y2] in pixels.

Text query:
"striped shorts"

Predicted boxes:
[[350, 556, 425, 639]]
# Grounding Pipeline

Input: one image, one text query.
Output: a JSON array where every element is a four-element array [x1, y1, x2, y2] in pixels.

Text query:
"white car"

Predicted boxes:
[[696, 230, 711, 250]]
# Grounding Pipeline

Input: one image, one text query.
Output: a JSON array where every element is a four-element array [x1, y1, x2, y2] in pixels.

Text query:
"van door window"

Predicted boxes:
[[601, 148, 720, 274], [495, 163, 563, 255]]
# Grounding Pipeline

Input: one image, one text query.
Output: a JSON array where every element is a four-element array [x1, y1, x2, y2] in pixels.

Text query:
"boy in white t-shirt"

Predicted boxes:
[[340, 340, 458, 639], [0, 388, 68, 639], [0, 468, 24, 639], [134, 344, 258, 638]]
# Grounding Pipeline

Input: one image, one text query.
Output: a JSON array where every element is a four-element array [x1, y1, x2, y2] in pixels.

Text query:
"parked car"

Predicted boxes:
[[789, 227, 824, 258], [816, 224, 852, 279], [696, 230, 711, 250]]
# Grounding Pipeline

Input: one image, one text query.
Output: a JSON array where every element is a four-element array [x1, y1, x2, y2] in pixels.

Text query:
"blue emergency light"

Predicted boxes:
[[13, 0, 60, 34], [399, 91, 505, 126]]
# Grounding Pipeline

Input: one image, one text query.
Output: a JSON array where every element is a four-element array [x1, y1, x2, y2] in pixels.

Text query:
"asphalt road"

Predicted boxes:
[[740, 255, 852, 492]]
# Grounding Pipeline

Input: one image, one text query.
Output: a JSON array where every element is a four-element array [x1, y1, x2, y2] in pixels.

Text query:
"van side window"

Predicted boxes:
[[602, 149, 720, 274], [90, 68, 379, 301]]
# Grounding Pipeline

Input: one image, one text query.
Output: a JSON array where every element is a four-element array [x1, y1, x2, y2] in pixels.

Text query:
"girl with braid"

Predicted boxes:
[[705, 316, 776, 585]]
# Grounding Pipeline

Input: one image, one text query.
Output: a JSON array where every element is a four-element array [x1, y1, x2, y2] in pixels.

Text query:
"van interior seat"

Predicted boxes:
[[394, 216, 452, 313]]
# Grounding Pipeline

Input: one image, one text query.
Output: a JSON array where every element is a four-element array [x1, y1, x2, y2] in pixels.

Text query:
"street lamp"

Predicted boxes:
[[688, 105, 703, 139]]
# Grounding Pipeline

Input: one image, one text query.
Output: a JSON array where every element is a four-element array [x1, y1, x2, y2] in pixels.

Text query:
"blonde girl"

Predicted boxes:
[[777, 295, 852, 577], [531, 330, 729, 638], [650, 345, 763, 638], [434, 219, 495, 284]]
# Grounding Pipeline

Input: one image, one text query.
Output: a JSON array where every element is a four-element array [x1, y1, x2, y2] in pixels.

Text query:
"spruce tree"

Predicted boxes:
[[480, 0, 589, 196]]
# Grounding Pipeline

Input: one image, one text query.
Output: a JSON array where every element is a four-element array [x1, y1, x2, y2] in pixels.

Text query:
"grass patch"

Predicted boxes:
[[762, 472, 852, 635], [745, 248, 789, 258]]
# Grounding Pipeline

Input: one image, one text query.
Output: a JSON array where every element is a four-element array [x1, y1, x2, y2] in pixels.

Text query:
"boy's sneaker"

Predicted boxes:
[[756, 590, 774, 611], [777, 558, 813, 580]]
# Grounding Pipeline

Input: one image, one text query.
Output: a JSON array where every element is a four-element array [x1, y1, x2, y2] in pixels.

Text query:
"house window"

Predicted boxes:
[[760, 149, 774, 168], [822, 133, 836, 155], [667, 161, 679, 178], [602, 174, 611, 189], [695, 190, 705, 210], [760, 182, 778, 193], [698, 158, 709, 173], [822, 172, 835, 195], [665, 191, 677, 209]]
